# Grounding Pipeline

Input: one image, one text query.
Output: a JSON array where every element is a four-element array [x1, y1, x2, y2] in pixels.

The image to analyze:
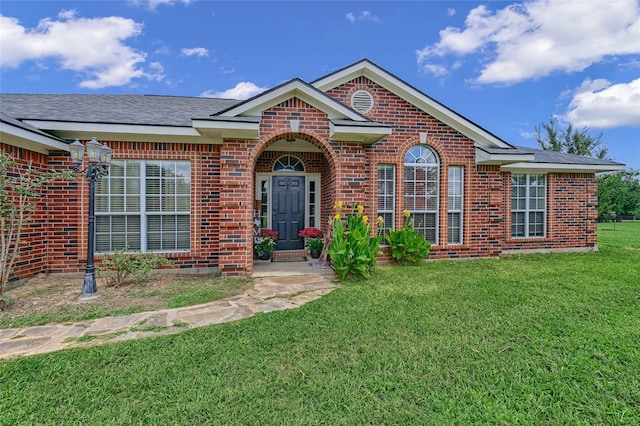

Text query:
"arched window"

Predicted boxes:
[[404, 145, 439, 243], [273, 155, 305, 172]]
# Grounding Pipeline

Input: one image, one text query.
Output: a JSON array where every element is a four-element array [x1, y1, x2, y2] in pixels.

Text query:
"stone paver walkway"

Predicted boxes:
[[1, 274, 335, 360]]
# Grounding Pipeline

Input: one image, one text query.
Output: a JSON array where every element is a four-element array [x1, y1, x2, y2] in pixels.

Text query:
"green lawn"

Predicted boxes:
[[1, 222, 639, 424]]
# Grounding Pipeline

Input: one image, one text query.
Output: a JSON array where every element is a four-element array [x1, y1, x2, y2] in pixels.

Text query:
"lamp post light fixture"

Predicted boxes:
[[69, 138, 113, 300]]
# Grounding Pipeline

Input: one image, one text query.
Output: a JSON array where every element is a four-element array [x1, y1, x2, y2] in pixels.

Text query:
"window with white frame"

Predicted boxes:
[[377, 164, 395, 239], [511, 174, 546, 238], [95, 160, 191, 252], [404, 145, 439, 243], [448, 166, 463, 244]]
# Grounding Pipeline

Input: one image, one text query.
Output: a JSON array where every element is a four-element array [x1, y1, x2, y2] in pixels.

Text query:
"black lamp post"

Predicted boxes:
[[69, 138, 113, 300]]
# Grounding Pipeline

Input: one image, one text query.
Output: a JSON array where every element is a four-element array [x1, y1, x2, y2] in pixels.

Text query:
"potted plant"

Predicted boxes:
[[254, 229, 278, 260], [298, 227, 324, 258]]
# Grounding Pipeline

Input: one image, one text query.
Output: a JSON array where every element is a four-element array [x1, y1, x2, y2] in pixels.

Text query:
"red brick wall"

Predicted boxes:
[[326, 77, 599, 258], [0, 144, 51, 282], [3, 79, 601, 280], [502, 172, 598, 252], [3, 141, 229, 281], [250, 98, 339, 246]]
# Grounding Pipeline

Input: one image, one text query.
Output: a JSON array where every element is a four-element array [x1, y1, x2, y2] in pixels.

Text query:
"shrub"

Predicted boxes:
[[0, 152, 74, 295], [386, 210, 431, 265], [327, 202, 381, 280], [98, 249, 174, 287]]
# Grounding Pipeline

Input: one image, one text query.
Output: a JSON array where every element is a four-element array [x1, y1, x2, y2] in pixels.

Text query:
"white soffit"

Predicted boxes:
[[475, 146, 535, 165], [20, 120, 217, 143], [0, 122, 70, 153], [313, 60, 512, 149], [330, 122, 392, 144], [501, 162, 627, 173]]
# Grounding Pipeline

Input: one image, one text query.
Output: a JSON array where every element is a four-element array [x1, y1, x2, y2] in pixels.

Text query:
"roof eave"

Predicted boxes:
[[330, 123, 393, 145], [501, 162, 627, 173], [313, 59, 512, 149], [0, 120, 70, 153], [21, 120, 208, 143], [475, 146, 536, 165], [192, 118, 260, 139], [217, 79, 368, 121]]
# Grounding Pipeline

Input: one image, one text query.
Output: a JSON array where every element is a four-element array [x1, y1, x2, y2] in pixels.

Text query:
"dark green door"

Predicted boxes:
[[272, 176, 305, 250]]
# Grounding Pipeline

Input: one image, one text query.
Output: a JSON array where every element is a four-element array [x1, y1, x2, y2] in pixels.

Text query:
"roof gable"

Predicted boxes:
[[312, 59, 512, 149], [213, 78, 369, 121]]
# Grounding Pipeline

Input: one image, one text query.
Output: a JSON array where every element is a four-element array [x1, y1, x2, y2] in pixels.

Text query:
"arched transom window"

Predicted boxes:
[[273, 155, 305, 172], [404, 145, 439, 243]]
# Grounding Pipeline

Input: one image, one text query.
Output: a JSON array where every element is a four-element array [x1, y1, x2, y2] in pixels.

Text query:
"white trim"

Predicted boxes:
[[312, 60, 512, 149], [376, 164, 396, 236], [329, 123, 392, 144], [220, 80, 368, 121], [447, 166, 464, 245], [305, 174, 321, 229], [23, 120, 200, 137], [511, 173, 546, 239], [475, 146, 535, 165], [501, 162, 626, 173], [95, 160, 191, 254], [254, 171, 321, 231], [0, 122, 70, 153]]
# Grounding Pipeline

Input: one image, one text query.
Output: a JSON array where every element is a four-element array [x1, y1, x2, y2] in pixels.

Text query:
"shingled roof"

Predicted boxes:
[[0, 94, 241, 127], [514, 145, 626, 167]]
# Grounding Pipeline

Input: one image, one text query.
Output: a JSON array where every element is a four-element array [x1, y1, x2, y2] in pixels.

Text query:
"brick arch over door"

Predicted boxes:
[[249, 129, 340, 238]]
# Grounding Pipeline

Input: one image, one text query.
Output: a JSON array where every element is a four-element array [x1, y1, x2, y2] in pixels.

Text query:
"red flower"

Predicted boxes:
[[260, 229, 278, 240], [298, 227, 322, 239]]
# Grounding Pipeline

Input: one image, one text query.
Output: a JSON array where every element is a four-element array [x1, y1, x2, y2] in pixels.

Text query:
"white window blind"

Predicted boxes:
[[95, 160, 191, 252]]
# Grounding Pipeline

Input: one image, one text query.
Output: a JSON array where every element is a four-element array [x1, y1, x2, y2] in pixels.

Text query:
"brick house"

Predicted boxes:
[[0, 59, 625, 281]]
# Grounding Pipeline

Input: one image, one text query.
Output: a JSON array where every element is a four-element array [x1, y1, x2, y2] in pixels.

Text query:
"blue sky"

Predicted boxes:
[[1, 0, 639, 169]]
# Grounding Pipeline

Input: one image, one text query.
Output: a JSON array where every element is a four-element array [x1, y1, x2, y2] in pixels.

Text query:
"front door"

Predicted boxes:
[[272, 175, 305, 250]]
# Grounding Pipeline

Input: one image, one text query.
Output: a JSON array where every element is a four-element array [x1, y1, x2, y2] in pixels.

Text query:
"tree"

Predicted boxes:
[[0, 152, 74, 295], [535, 116, 608, 159], [597, 169, 640, 219]]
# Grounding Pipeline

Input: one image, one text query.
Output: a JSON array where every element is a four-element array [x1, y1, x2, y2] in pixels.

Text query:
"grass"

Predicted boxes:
[[0, 276, 252, 329], [1, 222, 639, 424]]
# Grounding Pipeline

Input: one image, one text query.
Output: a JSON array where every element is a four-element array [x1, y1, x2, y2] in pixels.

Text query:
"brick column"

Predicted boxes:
[[219, 140, 253, 276]]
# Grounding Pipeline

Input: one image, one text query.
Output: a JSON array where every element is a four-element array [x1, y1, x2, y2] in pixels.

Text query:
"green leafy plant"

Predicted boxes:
[[254, 229, 278, 257], [98, 248, 174, 287], [327, 202, 381, 280], [386, 210, 431, 265], [0, 151, 75, 295]]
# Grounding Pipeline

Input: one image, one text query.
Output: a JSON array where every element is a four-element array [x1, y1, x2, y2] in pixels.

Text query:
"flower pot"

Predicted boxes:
[[310, 249, 321, 259], [258, 252, 271, 261]]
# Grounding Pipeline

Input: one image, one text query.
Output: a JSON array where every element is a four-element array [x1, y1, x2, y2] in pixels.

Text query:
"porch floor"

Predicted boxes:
[[252, 250, 333, 278]]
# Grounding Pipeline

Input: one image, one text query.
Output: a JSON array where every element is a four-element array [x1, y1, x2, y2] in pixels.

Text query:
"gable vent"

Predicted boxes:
[[351, 90, 374, 114]]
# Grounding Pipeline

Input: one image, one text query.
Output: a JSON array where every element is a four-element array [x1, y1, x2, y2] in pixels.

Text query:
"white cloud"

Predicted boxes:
[[200, 82, 268, 100], [565, 78, 640, 128], [417, 0, 640, 84], [181, 47, 209, 57], [447, 8, 456, 17], [129, 0, 192, 11], [345, 11, 381, 23], [0, 12, 162, 88]]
